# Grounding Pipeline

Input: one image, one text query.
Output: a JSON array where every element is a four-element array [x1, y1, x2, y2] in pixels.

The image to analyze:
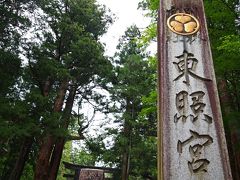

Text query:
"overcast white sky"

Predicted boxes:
[[97, 0, 151, 56]]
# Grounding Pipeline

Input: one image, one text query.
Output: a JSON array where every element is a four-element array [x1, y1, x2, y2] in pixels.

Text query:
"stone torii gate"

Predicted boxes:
[[157, 0, 232, 179]]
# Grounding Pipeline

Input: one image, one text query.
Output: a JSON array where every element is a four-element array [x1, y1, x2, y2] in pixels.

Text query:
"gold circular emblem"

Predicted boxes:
[[167, 13, 200, 35]]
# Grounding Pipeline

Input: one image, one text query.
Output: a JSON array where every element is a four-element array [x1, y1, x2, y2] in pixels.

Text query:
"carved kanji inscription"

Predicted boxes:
[[174, 90, 212, 124], [173, 51, 211, 85], [177, 130, 213, 174]]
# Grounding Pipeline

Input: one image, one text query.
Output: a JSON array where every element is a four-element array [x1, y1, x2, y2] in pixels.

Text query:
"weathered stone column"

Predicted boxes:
[[157, 0, 232, 179]]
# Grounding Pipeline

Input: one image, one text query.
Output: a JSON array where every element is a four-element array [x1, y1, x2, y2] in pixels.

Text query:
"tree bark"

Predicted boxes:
[[121, 149, 130, 180], [48, 139, 65, 180], [42, 77, 53, 96], [34, 80, 68, 180], [8, 138, 33, 180], [1, 138, 33, 180], [121, 99, 132, 180], [0, 76, 53, 180], [218, 79, 240, 180], [34, 135, 56, 180], [48, 86, 76, 180]]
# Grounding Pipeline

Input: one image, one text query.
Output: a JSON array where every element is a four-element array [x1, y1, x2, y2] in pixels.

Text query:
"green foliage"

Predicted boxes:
[[215, 35, 240, 73], [138, 23, 157, 47], [71, 147, 99, 166], [140, 90, 157, 117], [0, 1, 33, 51], [138, 0, 159, 16], [218, 35, 240, 53], [57, 141, 72, 180], [138, 0, 159, 48], [0, 50, 21, 94], [20, 163, 34, 180], [86, 25, 157, 179], [0, 0, 113, 179], [204, 0, 239, 75], [129, 136, 157, 179], [224, 111, 240, 128], [1, 0, 239, 179]]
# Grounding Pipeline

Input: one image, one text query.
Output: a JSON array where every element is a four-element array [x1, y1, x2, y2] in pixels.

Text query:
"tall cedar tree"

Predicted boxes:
[[1, 0, 113, 179], [84, 26, 157, 180], [0, 1, 38, 179], [25, 0, 113, 179], [100, 25, 157, 179]]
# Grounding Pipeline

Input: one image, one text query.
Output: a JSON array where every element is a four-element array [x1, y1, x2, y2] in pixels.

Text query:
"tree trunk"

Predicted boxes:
[[121, 99, 132, 180], [48, 86, 76, 180], [121, 149, 130, 180], [8, 138, 33, 180], [34, 135, 56, 180], [42, 77, 53, 96], [53, 80, 69, 112], [34, 80, 68, 180], [229, 127, 240, 180], [121, 119, 131, 180], [1, 144, 17, 179], [0, 77, 53, 180], [48, 139, 65, 180], [1, 138, 33, 180], [218, 79, 240, 180]]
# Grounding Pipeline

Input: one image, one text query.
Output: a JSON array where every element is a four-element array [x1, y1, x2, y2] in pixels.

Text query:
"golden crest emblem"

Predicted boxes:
[[167, 13, 200, 35]]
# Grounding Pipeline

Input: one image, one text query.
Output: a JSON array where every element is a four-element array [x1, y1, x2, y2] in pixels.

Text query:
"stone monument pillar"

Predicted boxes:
[[157, 0, 232, 179]]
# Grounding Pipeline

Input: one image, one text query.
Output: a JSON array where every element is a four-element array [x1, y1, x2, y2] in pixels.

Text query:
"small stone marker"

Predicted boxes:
[[79, 169, 104, 180], [157, 0, 232, 179]]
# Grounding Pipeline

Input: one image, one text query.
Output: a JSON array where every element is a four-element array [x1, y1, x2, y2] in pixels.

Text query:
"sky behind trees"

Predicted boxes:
[[97, 0, 151, 56], [78, 0, 154, 138]]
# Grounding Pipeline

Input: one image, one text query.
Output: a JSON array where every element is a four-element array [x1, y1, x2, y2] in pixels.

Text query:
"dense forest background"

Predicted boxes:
[[0, 0, 239, 180]]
